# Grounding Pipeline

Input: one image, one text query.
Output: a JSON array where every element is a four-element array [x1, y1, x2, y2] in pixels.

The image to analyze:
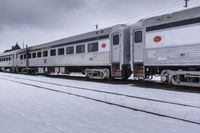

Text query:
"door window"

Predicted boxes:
[[135, 31, 143, 43], [113, 34, 119, 45]]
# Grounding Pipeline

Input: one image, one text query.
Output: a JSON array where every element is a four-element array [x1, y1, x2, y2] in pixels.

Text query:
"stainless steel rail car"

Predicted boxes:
[[130, 6, 200, 87], [0, 50, 17, 72], [2, 25, 131, 79]]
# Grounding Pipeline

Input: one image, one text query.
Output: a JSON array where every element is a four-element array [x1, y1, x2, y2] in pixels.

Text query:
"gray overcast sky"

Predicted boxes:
[[0, 0, 200, 52]]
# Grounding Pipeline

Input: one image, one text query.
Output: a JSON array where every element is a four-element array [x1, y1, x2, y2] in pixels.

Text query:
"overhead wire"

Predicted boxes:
[[124, 1, 184, 25], [99, 0, 182, 26], [98, 0, 189, 28]]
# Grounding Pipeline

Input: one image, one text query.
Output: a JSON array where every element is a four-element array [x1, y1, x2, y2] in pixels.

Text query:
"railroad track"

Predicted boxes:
[[2, 72, 200, 93], [1, 76, 200, 125], [46, 74, 200, 93], [3, 74, 200, 110]]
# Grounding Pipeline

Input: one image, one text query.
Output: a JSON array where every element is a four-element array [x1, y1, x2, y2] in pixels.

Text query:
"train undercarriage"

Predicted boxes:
[[145, 66, 200, 88], [0, 65, 131, 80], [161, 70, 200, 88], [1, 65, 200, 87]]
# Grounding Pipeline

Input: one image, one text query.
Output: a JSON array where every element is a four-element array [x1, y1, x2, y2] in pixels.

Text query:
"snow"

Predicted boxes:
[[0, 72, 200, 133]]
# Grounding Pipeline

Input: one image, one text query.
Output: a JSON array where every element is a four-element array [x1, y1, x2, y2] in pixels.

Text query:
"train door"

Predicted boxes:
[[111, 33, 122, 77], [133, 29, 144, 62], [132, 29, 145, 78], [111, 33, 120, 63]]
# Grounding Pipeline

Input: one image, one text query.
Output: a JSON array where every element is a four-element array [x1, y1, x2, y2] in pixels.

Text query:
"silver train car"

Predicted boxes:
[[130, 6, 200, 87], [0, 25, 131, 79], [1, 6, 200, 87], [0, 51, 16, 72]]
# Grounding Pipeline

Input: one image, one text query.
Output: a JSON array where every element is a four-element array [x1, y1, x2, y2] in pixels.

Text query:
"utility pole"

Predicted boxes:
[[22, 41, 24, 49], [184, 0, 189, 8], [95, 24, 98, 30]]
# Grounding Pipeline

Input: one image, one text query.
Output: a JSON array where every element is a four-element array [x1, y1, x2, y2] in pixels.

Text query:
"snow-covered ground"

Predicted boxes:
[[0, 72, 200, 133]]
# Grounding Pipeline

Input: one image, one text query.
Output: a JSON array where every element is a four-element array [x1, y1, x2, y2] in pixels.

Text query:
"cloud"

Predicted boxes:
[[1, 0, 199, 52], [0, 0, 86, 30]]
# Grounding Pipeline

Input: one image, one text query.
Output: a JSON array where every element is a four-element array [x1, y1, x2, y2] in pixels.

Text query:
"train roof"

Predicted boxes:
[[0, 50, 18, 57], [16, 24, 127, 54], [143, 6, 200, 28], [18, 26, 112, 53]]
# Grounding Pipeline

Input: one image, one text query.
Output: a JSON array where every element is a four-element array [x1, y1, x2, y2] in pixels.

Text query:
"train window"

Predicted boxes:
[[8, 57, 11, 61], [28, 53, 31, 59], [66, 46, 74, 55], [50, 49, 56, 56], [43, 51, 48, 57], [0, 58, 1, 62], [32, 53, 36, 58], [113, 34, 119, 45], [76, 45, 85, 54], [20, 55, 23, 60], [24, 54, 27, 59], [37, 52, 42, 58], [135, 31, 143, 43], [88, 42, 98, 52], [58, 48, 64, 55]]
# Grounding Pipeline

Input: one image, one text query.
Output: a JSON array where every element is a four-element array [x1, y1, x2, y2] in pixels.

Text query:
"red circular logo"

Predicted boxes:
[[102, 43, 106, 48], [154, 36, 162, 43]]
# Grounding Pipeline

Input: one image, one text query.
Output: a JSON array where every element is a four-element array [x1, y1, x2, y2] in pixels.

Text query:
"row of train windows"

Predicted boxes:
[[0, 57, 11, 62], [20, 42, 98, 60]]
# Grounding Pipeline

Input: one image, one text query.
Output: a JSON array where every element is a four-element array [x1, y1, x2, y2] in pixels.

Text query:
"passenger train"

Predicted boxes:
[[1, 6, 200, 87]]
